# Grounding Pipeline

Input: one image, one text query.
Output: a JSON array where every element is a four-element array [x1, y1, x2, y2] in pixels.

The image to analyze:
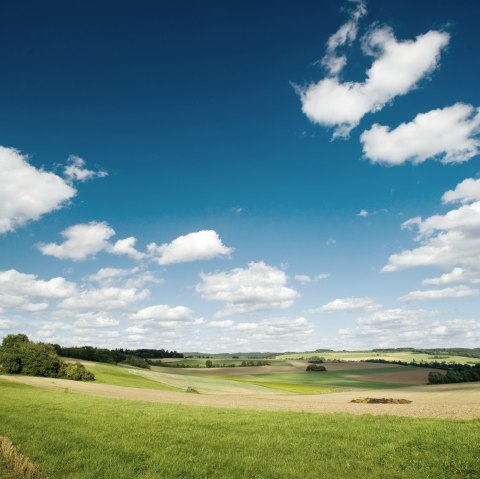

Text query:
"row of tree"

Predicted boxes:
[[55, 345, 183, 364], [0, 334, 94, 381]]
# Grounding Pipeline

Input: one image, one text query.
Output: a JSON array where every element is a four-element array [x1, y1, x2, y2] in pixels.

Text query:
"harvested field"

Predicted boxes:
[[1, 375, 479, 420], [347, 368, 445, 385], [151, 364, 300, 376]]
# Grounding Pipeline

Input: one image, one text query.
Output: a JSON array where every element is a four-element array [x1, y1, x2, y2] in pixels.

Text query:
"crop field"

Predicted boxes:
[[277, 351, 479, 364], [1, 379, 480, 479], [157, 358, 292, 367]]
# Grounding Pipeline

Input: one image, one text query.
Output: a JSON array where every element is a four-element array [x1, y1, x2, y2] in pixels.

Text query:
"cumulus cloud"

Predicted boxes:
[[398, 285, 479, 302], [38, 222, 145, 261], [294, 273, 330, 284], [148, 230, 233, 265], [0, 269, 76, 313], [310, 297, 381, 313], [109, 237, 146, 260], [249, 317, 315, 342], [422, 268, 474, 286], [196, 261, 299, 317], [339, 308, 479, 348], [59, 286, 149, 311], [63, 155, 107, 183], [130, 304, 201, 329], [73, 312, 120, 328], [442, 177, 480, 204], [38, 221, 116, 261], [86, 267, 139, 284], [0, 146, 76, 234], [299, 26, 449, 137], [321, 0, 367, 76], [383, 184, 480, 282], [361, 103, 480, 165], [207, 320, 235, 328]]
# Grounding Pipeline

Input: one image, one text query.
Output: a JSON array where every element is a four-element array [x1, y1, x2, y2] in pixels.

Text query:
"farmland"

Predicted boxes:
[[1, 379, 480, 479], [1, 354, 479, 478]]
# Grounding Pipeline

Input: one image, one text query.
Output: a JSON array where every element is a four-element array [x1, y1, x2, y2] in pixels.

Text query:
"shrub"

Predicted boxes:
[[306, 364, 326, 372]]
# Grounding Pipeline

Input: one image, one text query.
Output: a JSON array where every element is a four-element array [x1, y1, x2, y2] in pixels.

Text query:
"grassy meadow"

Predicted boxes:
[[223, 366, 417, 393], [1, 379, 479, 479]]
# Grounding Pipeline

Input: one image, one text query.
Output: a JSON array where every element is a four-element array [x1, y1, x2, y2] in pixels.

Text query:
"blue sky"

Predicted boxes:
[[1, 0, 480, 352]]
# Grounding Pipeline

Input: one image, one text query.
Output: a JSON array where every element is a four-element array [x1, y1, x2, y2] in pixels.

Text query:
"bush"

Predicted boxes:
[[306, 364, 326, 372], [59, 362, 95, 381]]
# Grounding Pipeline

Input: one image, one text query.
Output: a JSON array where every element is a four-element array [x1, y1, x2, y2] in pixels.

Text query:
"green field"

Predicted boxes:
[[0, 458, 20, 479], [277, 351, 478, 364], [0, 380, 479, 479], [158, 358, 292, 367], [224, 367, 415, 393], [87, 364, 182, 391]]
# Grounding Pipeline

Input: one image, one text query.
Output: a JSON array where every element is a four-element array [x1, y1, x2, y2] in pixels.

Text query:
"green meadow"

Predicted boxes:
[[86, 363, 181, 391], [224, 366, 416, 393], [1, 379, 479, 479]]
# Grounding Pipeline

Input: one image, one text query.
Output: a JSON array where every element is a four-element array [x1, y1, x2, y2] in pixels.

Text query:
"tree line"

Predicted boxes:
[[55, 345, 183, 366]]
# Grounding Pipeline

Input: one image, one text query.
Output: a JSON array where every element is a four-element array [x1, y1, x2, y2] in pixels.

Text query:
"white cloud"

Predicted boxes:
[[196, 261, 299, 317], [63, 155, 107, 182], [207, 320, 235, 328], [130, 304, 200, 329], [339, 308, 479, 348], [0, 269, 76, 314], [73, 313, 120, 328], [0, 146, 76, 234], [86, 267, 138, 284], [311, 297, 381, 313], [131, 304, 195, 322], [357, 209, 369, 217], [398, 285, 479, 302], [321, 0, 367, 76], [148, 230, 233, 265], [109, 237, 146, 260], [383, 191, 480, 281], [442, 177, 480, 204], [422, 267, 472, 286], [0, 269, 76, 298], [0, 319, 18, 330], [326, 238, 336, 246], [59, 286, 149, 311], [361, 103, 480, 165], [38, 221, 115, 261], [294, 273, 330, 284], [38, 222, 145, 262], [249, 317, 315, 342], [299, 27, 449, 137]]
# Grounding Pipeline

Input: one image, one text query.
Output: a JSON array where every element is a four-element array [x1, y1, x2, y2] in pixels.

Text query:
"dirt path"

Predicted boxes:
[[2, 375, 479, 420]]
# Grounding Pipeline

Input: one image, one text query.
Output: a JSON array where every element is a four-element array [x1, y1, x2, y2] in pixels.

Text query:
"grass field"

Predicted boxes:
[[0, 379, 479, 479], [158, 358, 292, 367], [0, 458, 20, 479], [277, 351, 479, 364], [87, 364, 182, 391], [224, 366, 417, 393]]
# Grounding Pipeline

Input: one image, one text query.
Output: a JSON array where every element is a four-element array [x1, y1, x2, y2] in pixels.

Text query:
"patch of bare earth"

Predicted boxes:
[[347, 368, 445, 385], [2, 375, 479, 420]]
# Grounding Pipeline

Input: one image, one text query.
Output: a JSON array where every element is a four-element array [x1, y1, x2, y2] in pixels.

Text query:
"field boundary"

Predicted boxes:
[[0, 436, 47, 479]]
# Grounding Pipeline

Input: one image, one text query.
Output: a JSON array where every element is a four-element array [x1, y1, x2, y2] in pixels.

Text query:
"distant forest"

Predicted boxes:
[[55, 345, 184, 365]]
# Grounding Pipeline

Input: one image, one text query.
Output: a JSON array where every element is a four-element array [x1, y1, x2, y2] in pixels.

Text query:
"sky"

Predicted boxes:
[[1, 0, 480, 352]]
